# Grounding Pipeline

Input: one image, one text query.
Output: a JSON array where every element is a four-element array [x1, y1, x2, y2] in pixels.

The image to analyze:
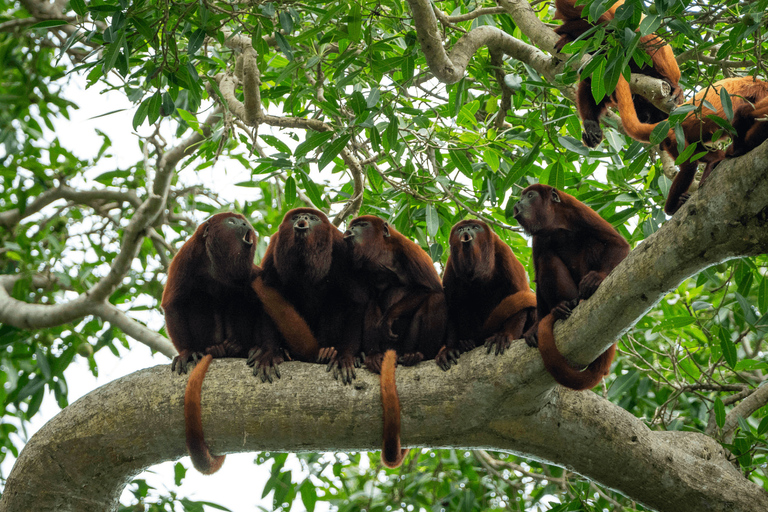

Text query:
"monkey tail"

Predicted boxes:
[[252, 276, 320, 360], [482, 290, 537, 335], [185, 354, 226, 474], [537, 315, 616, 390], [380, 349, 409, 468], [614, 75, 664, 144]]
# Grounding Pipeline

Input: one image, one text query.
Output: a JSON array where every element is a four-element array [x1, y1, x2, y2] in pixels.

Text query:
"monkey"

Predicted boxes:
[[163, 212, 319, 473], [513, 185, 630, 390], [612, 77, 768, 214], [344, 215, 447, 468], [436, 220, 536, 370], [553, 0, 684, 147], [162, 212, 261, 474], [258, 208, 365, 384]]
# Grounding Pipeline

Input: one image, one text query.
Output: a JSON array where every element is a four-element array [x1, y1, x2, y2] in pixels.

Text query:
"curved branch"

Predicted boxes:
[[722, 381, 768, 443], [5, 139, 768, 512]]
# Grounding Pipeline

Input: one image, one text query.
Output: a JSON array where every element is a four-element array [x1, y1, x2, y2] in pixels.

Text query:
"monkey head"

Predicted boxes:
[[344, 215, 395, 270], [513, 184, 569, 235], [449, 220, 494, 281], [203, 212, 256, 284]]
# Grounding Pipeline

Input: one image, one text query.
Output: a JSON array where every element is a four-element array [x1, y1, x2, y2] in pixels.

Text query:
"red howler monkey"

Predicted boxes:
[[258, 208, 365, 384], [162, 212, 260, 474], [553, 0, 684, 147], [344, 215, 447, 468], [163, 213, 317, 474], [513, 185, 630, 390], [615, 77, 768, 214], [436, 220, 536, 370]]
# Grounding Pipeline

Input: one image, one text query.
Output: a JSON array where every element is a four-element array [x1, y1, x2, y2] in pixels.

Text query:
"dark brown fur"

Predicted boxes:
[[344, 215, 447, 467], [437, 220, 536, 370], [513, 185, 629, 390], [258, 208, 364, 384]]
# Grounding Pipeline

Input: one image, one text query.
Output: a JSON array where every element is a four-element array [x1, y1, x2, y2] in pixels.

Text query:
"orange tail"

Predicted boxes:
[[614, 75, 662, 143], [252, 276, 319, 360], [537, 315, 616, 390], [185, 354, 225, 474], [381, 350, 408, 468], [482, 290, 537, 334]]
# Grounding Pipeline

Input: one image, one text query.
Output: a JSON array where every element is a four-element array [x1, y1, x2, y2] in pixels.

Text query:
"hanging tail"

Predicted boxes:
[[380, 350, 409, 468], [185, 354, 226, 474]]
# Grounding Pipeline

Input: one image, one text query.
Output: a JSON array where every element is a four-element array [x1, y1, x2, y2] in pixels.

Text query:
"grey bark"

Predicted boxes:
[[3, 141, 768, 512]]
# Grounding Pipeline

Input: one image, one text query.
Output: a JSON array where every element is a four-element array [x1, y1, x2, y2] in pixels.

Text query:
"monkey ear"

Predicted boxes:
[[202, 223, 210, 238], [382, 223, 391, 237], [551, 189, 561, 203]]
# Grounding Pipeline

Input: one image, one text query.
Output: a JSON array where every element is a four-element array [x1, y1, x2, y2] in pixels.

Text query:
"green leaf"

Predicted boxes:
[[71, 0, 87, 16], [299, 480, 317, 512], [714, 397, 725, 429], [720, 87, 734, 121], [284, 176, 297, 206], [275, 32, 294, 60], [318, 134, 351, 170], [426, 205, 438, 237], [449, 149, 473, 176], [590, 59, 606, 104], [720, 335, 737, 368], [147, 91, 162, 125], [639, 14, 661, 36], [30, 20, 69, 29], [188, 29, 206, 55], [298, 172, 326, 208], [132, 97, 150, 130], [348, 3, 361, 42], [295, 131, 334, 159], [174, 462, 186, 486], [279, 11, 294, 34], [758, 276, 768, 313]]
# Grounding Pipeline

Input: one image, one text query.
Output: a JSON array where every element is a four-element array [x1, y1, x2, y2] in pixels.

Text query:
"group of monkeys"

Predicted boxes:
[[161, 0, 768, 477], [162, 184, 629, 474]]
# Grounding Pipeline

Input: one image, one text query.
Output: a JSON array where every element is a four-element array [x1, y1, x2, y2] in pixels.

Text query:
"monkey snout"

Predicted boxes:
[[242, 230, 254, 245], [295, 220, 309, 230], [460, 232, 472, 243], [343, 230, 354, 239], [512, 204, 521, 217]]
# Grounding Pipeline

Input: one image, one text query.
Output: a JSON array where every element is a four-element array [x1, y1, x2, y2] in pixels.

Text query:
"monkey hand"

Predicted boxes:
[[578, 272, 606, 300], [171, 350, 203, 374], [484, 333, 513, 356], [316, 346, 337, 364], [247, 347, 285, 383], [205, 339, 246, 358], [582, 120, 603, 148], [327, 353, 357, 385], [398, 352, 423, 366], [365, 352, 385, 374], [523, 326, 538, 348], [435, 345, 460, 371]]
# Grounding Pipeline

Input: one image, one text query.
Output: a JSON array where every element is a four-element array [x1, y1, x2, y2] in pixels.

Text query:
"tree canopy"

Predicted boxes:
[[1, 0, 767, 510]]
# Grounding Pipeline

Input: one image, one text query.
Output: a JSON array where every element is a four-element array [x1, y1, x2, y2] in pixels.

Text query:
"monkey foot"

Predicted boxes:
[[327, 353, 357, 384], [435, 345, 460, 371], [484, 334, 512, 356], [171, 351, 203, 374], [246, 347, 285, 383], [205, 340, 245, 358], [524, 330, 538, 349], [458, 339, 476, 352], [552, 300, 575, 320], [365, 353, 385, 374], [398, 352, 423, 366], [582, 120, 603, 148]]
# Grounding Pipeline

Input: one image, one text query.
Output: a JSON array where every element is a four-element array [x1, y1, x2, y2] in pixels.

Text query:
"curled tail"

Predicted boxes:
[[252, 276, 319, 361], [537, 315, 616, 390], [185, 354, 225, 474], [614, 75, 665, 144], [381, 350, 408, 468]]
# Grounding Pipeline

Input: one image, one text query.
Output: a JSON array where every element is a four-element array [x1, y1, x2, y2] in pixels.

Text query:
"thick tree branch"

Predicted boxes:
[[721, 381, 768, 443], [4, 140, 768, 512]]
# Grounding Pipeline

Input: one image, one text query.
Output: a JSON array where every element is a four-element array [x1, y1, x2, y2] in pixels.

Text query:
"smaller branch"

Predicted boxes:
[[332, 148, 365, 226], [436, 6, 507, 24], [721, 382, 768, 443], [89, 302, 176, 358]]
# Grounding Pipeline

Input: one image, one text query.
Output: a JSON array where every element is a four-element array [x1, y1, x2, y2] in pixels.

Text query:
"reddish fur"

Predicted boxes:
[[553, 0, 683, 147], [618, 77, 768, 214], [437, 220, 536, 369], [344, 215, 447, 467], [513, 185, 630, 390], [162, 212, 260, 474], [380, 350, 408, 468], [260, 208, 364, 383], [184, 354, 224, 474]]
